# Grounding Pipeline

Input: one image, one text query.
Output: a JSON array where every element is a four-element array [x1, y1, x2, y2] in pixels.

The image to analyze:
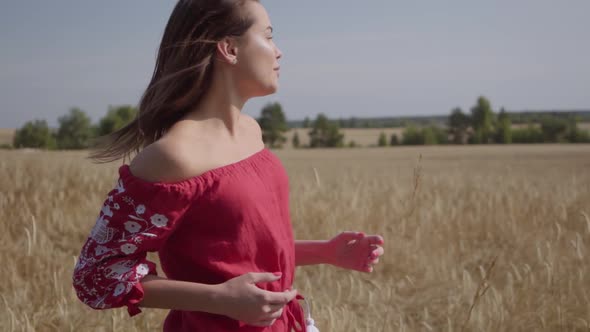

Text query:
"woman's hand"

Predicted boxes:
[[326, 231, 384, 273], [213, 272, 298, 327]]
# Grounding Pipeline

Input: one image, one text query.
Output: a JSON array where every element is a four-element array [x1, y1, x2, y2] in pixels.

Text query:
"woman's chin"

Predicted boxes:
[[251, 84, 279, 97]]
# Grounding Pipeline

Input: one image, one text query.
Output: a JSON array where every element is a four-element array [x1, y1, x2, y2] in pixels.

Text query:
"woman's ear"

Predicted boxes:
[[216, 37, 239, 64]]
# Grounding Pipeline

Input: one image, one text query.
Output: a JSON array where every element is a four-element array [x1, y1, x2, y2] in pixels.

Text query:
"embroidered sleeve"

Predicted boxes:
[[72, 171, 197, 316]]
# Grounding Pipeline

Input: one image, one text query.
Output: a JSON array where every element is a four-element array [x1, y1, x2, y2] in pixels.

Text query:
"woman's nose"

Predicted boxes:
[[276, 46, 283, 60]]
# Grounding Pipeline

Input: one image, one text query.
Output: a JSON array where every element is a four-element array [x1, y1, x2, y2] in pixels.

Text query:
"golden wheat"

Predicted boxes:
[[1, 144, 589, 331]]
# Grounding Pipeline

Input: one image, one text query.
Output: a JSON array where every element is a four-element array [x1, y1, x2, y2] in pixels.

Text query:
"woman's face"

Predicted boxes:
[[234, 2, 283, 97]]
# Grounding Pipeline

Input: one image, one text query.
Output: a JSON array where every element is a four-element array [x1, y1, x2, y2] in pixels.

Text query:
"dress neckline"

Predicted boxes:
[[119, 147, 270, 187]]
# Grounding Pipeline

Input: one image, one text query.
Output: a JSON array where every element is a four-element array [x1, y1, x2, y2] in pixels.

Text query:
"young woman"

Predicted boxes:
[[72, 1, 384, 331]]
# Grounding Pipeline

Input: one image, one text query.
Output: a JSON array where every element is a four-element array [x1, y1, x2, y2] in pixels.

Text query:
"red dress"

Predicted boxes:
[[72, 147, 307, 331]]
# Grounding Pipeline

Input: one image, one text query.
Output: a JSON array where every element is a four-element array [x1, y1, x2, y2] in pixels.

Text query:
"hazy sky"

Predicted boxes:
[[1, 1, 589, 128]]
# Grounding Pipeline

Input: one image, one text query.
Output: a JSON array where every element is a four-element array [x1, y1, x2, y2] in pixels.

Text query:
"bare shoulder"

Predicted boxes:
[[129, 115, 263, 183], [241, 114, 262, 140], [129, 137, 196, 183]]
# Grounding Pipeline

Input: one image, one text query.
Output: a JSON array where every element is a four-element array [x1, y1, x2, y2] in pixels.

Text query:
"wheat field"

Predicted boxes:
[[1, 145, 589, 331], [0, 128, 16, 146]]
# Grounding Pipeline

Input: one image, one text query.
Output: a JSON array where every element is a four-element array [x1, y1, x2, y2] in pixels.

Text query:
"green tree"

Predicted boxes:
[[448, 107, 470, 144], [494, 108, 512, 144], [13, 119, 56, 149], [98, 105, 137, 136], [56, 108, 93, 149], [309, 113, 344, 148], [402, 125, 424, 145], [567, 128, 590, 143], [422, 127, 437, 145], [378, 132, 388, 147], [258, 102, 288, 148], [431, 126, 449, 144], [302, 116, 311, 128], [292, 131, 301, 148], [390, 134, 399, 146], [512, 125, 544, 143], [565, 117, 590, 143], [401, 126, 447, 145], [540, 116, 569, 142], [470, 96, 494, 143]]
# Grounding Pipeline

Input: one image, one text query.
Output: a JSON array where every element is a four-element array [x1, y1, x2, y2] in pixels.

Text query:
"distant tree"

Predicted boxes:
[[448, 107, 470, 144], [402, 125, 424, 145], [565, 117, 590, 143], [422, 127, 437, 145], [258, 102, 288, 148], [540, 116, 569, 142], [309, 113, 344, 148], [292, 131, 301, 148], [567, 128, 590, 143], [378, 132, 388, 147], [390, 133, 399, 146], [494, 107, 512, 144], [13, 119, 56, 149], [347, 140, 357, 148], [470, 96, 494, 143], [430, 126, 449, 144], [302, 116, 311, 128], [56, 108, 93, 149], [512, 125, 544, 143], [401, 125, 447, 145], [97, 105, 137, 136]]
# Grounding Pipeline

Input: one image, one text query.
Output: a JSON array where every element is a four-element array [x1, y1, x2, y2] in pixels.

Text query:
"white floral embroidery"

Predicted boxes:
[[113, 283, 126, 296], [150, 214, 168, 228], [136, 205, 146, 215], [73, 175, 180, 311], [121, 243, 137, 255], [116, 179, 125, 193], [104, 260, 136, 279], [94, 245, 109, 256], [124, 221, 141, 233], [101, 205, 113, 218], [136, 263, 149, 276], [90, 215, 115, 244]]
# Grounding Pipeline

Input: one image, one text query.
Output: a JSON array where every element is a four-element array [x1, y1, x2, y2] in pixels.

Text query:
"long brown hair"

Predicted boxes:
[[90, 0, 259, 163]]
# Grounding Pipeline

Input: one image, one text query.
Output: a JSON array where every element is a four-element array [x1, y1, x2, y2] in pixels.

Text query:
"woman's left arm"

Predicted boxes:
[[295, 232, 384, 273]]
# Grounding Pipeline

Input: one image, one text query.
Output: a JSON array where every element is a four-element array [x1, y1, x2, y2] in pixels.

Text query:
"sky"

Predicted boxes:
[[1, 1, 589, 128]]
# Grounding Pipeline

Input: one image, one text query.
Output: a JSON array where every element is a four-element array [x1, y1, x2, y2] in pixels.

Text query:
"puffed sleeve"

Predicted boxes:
[[72, 165, 200, 317]]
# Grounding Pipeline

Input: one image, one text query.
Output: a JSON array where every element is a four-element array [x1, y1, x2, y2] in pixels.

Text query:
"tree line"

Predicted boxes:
[[7, 96, 590, 150], [10, 106, 136, 149], [259, 97, 590, 148]]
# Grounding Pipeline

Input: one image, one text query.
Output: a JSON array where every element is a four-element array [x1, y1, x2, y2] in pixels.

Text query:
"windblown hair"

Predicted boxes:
[[90, 0, 258, 163]]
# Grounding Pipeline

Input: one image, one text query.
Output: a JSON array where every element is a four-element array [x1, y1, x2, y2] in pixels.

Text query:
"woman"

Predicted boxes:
[[72, 0, 384, 331]]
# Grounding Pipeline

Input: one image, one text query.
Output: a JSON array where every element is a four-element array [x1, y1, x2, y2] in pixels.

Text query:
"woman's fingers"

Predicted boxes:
[[253, 308, 283, 327], [262, 303, 284, 314], [369, 246, 384, 259], [366, 235, 384, 246]]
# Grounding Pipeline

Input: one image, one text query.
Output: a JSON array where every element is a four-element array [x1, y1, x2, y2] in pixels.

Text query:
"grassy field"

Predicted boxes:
[[0, 128, 15, 146], [1, 145, 590, 331]]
